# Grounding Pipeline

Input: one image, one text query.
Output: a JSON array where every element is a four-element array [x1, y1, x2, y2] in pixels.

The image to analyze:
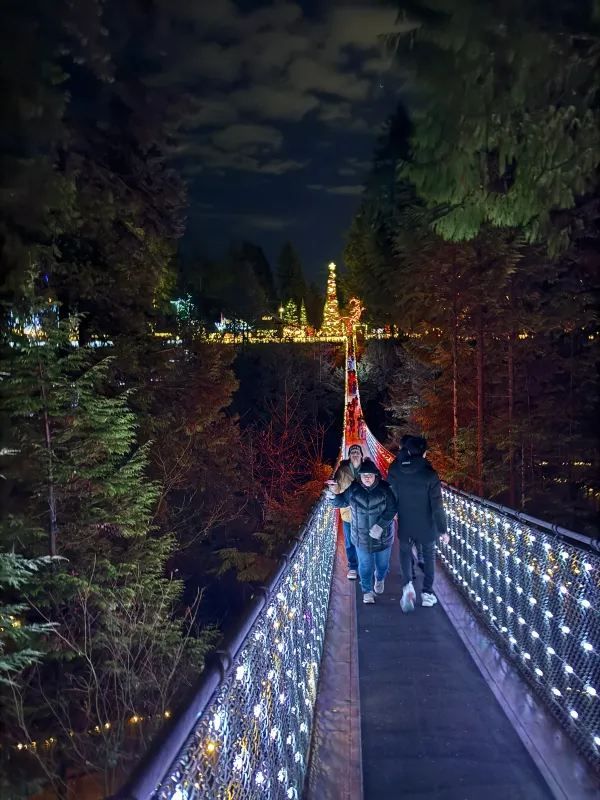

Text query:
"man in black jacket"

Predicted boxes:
[[327, 459, 397, 604], [387, 436, 449, 611]]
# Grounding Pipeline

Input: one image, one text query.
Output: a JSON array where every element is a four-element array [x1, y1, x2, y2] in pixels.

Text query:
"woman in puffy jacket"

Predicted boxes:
[[327, 458, 397, 604]]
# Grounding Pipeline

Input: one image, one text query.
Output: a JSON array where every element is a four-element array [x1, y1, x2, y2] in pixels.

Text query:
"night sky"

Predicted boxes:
[[163, 0, 402, 283]]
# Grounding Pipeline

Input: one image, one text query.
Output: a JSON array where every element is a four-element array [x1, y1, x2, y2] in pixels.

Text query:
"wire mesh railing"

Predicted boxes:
[[116, 498, 337, 800], [439, 486, 600, 769]]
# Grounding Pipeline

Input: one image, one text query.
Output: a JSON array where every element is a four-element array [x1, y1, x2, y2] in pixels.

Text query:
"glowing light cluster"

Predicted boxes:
[[318, 262, 344, 338], [439, 489, 599, 769], [156, 498, 337, 800]]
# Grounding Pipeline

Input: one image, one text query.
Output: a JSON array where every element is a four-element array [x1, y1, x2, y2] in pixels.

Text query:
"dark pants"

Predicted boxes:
[[400, 539, 435, 594], [415, 542, 424, 565], [342, 520, 358, 570]]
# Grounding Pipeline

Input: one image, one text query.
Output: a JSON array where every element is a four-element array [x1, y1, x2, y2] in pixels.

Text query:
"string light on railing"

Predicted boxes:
[[440, 486, 600, 770]]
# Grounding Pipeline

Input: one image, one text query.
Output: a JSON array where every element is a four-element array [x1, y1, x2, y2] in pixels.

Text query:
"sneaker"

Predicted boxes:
[[347, 569, 358, 580], [363, 591, 375, 604], [373, 578, 385, 595], [400, 581, 416, 613], [422, 592, 438, 607]]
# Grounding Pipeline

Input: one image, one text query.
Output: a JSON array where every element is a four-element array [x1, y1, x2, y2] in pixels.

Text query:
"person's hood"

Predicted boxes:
[[395, 453, 430, 473]]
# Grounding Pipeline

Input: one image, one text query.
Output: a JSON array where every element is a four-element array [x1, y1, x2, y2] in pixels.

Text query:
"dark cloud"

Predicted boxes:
[[288, 56, 370, 101], [158, 0, 400, 151], [338, 157, 371, 177], [193, 210, 293, 231], [317, 101, 370, 131], [184, 148, 307, 176], [327, 6, 402, 49], [184, 100, 239, 128], [211, 123, 283, 152], [230, 85, 319, 121], [308, 183, 364, 196], [162, 0, 404, 279]]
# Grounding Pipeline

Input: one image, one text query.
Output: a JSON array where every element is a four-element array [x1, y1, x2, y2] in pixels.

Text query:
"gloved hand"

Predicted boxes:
[[440, 532, 449, 545], [324, 489, 336, 500], [369, 524, 383, 540]]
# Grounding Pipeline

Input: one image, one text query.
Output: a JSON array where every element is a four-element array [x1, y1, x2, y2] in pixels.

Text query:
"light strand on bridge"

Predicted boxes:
[[439, 490, 599, 766], [159, 499, 337, 800]]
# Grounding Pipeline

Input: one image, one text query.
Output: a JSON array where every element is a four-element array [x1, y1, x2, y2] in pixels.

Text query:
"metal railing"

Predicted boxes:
[[440, 485, 600, 770], [116, 498, 337, 800]]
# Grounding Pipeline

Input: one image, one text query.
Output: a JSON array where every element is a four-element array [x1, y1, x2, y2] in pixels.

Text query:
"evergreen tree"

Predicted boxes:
[[220, 250, 268, 324], [238, 242, 278, 310], [344, 106, 417, 326], [0, 314, 208, 795], [282, 299, 300, 326], [387, 0, 600, 253], [277, 242, 307, 310], [345, 97, 598, 531], [0, 0, 186, 342], [139, 338, 244, 553], [0, 0, 107, 310], [48, 0, 186, 344], [0, 553, 55, 686], [299, 300, 308, 328], [305, 281, 324, 330], [320, 262, 343, 336]]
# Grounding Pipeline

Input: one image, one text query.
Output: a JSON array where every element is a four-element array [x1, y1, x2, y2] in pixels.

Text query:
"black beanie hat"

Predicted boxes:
[[404, 435, 427, 457], [359, 458, 379, 475], [348, 444, 363, 456]]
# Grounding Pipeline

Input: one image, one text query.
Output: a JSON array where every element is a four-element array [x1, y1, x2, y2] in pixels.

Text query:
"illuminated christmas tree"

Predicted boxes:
[[319, 262, 344, 337], [299, 300, 308, 327], [282, 299, 299, 325]]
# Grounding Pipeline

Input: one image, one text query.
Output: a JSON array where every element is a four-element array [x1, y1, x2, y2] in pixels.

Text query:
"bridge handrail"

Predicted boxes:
[[115, 495, 337, 800], [442, 482, 599, 553], [440, 486, 599, 770]]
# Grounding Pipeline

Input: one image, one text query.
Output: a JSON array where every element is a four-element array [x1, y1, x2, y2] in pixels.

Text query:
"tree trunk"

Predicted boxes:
[[476, 309, 485, 496], [451, 261, 459, 476], [520, 439, 526, 508], [507, 332, 516, 506], [38, 359, 58, 557], [523, 370, 532, 508], [507, 277, 516, 506]]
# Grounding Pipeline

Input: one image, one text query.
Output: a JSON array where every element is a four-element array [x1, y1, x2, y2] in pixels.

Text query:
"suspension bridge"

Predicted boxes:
[[115, 336, 600, 800]]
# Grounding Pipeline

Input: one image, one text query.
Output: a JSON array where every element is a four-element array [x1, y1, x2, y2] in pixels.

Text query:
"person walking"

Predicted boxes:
[[327, 444, 363, 579], [387, 435, 449, 612], [327, 459, 397, 604]]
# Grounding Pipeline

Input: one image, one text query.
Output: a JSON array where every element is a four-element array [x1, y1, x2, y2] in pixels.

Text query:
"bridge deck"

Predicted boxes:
[[355, 540, 553, 800]]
